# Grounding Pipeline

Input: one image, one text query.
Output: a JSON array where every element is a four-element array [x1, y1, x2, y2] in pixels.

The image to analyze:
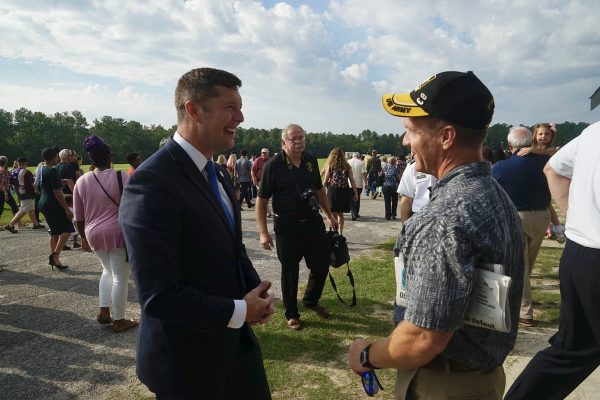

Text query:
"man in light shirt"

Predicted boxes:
[[397, 160, 437, 223], [505, 121, 600, 400], [348, 152, 367, 220]]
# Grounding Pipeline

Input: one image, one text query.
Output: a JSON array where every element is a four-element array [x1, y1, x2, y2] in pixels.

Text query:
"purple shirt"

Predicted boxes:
[[73, 169, 128, 251]]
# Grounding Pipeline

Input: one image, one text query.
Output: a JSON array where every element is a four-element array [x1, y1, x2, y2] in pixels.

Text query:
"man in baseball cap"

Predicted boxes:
[[348, 71, 524, 399]]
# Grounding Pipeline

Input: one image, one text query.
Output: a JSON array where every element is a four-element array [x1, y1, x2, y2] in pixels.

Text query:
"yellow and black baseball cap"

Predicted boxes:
[[382, 71, 495, 130]]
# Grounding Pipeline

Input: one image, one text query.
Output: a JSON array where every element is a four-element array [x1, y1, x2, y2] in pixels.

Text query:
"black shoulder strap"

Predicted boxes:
[[116, 170, 123, 195], [92, 171, 120, 208], [328, 264, 356, 307]]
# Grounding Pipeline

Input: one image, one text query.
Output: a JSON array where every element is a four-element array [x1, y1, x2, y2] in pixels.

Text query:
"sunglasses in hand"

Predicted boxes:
[[360, 370, 384, 396]]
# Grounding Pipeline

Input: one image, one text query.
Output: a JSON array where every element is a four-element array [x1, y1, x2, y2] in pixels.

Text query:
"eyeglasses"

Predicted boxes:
[[285, 136, 305, 142], [360, 370, 384, 396]]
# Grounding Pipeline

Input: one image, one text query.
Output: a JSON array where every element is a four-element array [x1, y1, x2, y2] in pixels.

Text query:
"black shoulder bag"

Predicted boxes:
[[327, 229, 356, 307]]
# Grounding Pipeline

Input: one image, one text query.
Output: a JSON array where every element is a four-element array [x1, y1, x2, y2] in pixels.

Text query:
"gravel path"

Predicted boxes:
[[1, 195, 597, 399]]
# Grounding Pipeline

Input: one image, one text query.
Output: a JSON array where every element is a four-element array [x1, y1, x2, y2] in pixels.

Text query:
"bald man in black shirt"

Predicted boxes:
[[256, 124, 338, 331]]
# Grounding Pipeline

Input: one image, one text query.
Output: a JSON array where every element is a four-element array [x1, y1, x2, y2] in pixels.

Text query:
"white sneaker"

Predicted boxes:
[[553, 224, 566, 243]]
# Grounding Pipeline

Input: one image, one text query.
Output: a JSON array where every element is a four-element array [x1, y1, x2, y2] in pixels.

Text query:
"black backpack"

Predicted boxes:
[[326, 230, 356, 306]]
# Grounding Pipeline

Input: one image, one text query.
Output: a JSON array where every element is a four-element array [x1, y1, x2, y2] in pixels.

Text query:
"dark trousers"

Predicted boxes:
[[350, 188, 362, 219], [251, 184, 258, 198], [505, 239, 600, 400], [155, 328, 271, 400], [0, 191, 19, 215], [34, 192, 41, 222], [383, 186, 398, 219], [274, 216, 330, 320], [367, 171, 378, 195], [238, 182, 253, 207]]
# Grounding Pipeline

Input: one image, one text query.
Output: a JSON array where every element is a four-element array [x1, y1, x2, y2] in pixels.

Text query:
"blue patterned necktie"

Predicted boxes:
[[205, 160, 235, 233]]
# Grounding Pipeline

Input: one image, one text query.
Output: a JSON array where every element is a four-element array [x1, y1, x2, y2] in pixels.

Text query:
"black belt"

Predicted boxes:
[[273, 213, 319, 223]]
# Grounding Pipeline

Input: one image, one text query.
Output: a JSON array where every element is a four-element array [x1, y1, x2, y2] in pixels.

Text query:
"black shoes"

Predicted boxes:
[[3, 225, 18, 234], [48, 253, 68, 270], [305, 304, 331, 319], [32, 223, 45, 229], [519, 318, 536, 327]]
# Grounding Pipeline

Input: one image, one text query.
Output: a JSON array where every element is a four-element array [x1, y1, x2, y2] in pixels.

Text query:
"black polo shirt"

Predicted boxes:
[[258, 150, 323, 219], [56, 161, 79, 194]]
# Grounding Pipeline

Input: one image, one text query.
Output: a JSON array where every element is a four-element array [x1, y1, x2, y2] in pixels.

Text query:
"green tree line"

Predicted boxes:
[[0, 108, 590, 163]]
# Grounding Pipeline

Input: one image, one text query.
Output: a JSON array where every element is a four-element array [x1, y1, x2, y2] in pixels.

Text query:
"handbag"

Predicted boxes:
[[326, 229, 356, 307]]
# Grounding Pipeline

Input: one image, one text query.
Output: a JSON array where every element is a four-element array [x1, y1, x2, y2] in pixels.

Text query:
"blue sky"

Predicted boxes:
[[1, 0, 599, 135]]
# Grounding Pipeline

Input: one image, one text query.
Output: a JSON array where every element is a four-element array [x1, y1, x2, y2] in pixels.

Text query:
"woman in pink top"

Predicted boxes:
[[73, 136, 138, 333]]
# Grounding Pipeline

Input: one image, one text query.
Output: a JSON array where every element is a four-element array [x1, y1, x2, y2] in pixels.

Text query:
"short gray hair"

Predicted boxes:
[[507, 126, 533, 148], [281, 124, 305, 141], [0, 155, 7, 167], [59, 149, 72, 160]]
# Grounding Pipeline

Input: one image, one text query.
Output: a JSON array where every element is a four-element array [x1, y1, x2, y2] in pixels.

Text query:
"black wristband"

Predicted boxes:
[[360, 344, 378, 370]]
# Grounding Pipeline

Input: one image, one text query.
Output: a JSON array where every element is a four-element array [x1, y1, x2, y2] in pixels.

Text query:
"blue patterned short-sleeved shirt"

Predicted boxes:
[[399, 161, 524, 370], [382, 163, 402, 188]]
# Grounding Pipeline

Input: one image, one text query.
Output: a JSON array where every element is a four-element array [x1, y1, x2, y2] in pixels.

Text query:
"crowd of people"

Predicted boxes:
[[2, 66, 598, 400]]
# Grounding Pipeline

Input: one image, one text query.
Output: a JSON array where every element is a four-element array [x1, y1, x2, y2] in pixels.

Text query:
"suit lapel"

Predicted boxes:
[[215, 166, 240, 236]]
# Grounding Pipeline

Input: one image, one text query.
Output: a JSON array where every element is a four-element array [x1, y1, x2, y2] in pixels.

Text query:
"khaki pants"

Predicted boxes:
[[518, 209, 550, 320], [395, 363, 506, 400]]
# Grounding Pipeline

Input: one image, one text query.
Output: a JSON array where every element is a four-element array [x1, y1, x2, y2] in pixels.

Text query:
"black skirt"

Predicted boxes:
[[327, 186, 351, 213]]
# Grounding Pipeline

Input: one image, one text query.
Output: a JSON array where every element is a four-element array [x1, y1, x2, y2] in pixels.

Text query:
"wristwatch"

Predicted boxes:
[[360, 344, 378, 370]]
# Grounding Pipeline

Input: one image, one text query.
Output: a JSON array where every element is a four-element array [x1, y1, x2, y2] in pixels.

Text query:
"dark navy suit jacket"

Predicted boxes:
[[119, 138, 262, 395], [492, 152, 551, 211]]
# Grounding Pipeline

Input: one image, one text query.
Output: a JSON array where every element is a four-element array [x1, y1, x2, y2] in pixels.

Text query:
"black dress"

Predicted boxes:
[[38, 166, 75, 235], [326, 167, 351, 213]]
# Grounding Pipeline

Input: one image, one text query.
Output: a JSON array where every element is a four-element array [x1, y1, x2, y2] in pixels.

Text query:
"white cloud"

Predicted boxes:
[[329, 0, 600, 126], [0, 0, 599, 136], [341, 63, 368, 83], [341, 41, 362, 56]]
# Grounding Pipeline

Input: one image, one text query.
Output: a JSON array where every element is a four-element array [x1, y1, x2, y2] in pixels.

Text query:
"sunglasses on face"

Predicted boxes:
[[360, 370, 384, 396]]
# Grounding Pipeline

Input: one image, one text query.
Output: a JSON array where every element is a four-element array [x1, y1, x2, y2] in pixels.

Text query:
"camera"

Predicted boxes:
[[299, 188, 320, 213]]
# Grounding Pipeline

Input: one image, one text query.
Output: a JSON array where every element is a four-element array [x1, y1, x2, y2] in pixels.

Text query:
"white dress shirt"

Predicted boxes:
[[173, 132, 247, 328]]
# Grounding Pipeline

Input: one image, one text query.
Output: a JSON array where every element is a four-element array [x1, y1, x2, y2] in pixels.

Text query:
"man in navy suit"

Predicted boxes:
[[120, 67, 274, 399]]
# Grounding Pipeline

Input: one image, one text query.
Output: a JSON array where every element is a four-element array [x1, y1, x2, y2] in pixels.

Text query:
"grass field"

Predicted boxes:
[[249, 240, 562, 400], [131, 239, 564, 399], [127, 240, 563, 400]]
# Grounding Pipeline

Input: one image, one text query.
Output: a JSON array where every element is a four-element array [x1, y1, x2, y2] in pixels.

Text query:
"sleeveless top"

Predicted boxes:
[[328, 167, 350, 189]]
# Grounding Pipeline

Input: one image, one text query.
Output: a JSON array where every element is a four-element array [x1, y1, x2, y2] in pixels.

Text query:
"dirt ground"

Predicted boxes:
[[1, 195, 598, 399]]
